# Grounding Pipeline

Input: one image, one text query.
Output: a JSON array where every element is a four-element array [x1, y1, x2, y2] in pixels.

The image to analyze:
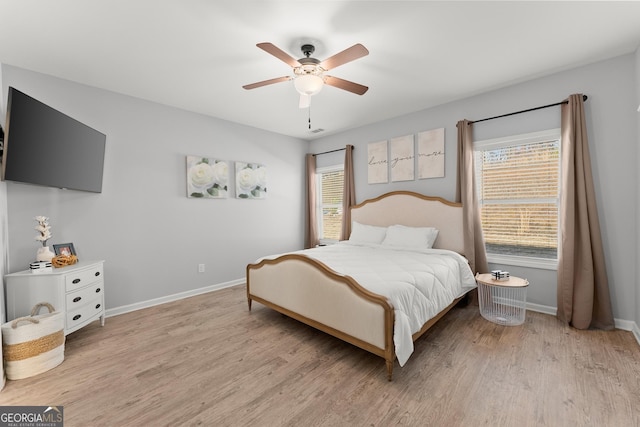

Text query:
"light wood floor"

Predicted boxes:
[[1, 284, 639, 426]]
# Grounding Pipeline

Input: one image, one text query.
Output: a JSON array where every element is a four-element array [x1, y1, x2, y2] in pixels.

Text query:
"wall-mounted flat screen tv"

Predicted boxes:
[[1, 87, 106, 193]]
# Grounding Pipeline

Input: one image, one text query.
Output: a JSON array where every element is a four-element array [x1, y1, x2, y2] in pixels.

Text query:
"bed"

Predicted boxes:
[[246, 191, 476, 380]]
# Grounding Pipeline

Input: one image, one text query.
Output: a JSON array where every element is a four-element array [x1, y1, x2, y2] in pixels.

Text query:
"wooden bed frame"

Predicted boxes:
[[246, 191, 467, 380]]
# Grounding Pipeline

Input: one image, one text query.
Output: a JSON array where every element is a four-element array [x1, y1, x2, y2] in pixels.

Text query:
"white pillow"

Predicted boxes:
[[349, 221, 387, 244], [381, 224, 439, 249]]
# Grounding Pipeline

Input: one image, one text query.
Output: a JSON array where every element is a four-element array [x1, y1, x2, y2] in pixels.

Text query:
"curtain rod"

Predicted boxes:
[[469, 94, 588, 125], [312, 146, 353, 157]]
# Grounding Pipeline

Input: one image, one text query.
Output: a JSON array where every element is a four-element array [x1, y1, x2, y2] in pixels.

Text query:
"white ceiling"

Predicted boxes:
[[1, 1, 639, 141]]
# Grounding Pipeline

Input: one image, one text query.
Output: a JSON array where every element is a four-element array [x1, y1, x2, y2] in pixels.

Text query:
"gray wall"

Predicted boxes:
[[310, 53, 638, 323], [0, 64, 6, 324], [2, 65, 307, 310], [2, 53, 639, 326]]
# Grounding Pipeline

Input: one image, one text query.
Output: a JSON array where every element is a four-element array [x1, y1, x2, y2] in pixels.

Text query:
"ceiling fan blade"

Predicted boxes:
[[324, 76, 369, 95], [319, 44, 369, 70], [242, 76, 291, 90], [256, 42, 301, 68], [299, 94, 311, 109]]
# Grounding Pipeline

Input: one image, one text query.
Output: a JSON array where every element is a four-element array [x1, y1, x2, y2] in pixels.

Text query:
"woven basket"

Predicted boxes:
[[2, 302, 65, 380]]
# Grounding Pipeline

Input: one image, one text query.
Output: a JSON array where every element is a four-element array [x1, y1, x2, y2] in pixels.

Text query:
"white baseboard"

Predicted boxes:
[[105, 278, 244, 318], [526, 303, 640, 347], [525, 302, 557, 316], [616, 318, 640, 343], [613, 319, 640, 348], [104, 281, 640, 349], [632, 322, 640, 346]]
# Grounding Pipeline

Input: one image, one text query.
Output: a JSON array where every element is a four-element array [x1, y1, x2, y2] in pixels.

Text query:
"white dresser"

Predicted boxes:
[[5, 260, 105, 335]]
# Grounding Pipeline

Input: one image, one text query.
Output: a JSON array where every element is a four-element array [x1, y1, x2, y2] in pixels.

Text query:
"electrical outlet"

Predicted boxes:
[[198, 264, 205, 273]]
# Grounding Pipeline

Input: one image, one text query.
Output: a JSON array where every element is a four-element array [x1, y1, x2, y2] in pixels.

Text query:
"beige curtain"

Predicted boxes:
[[340, 145, 356, 240], [455, 120, 488, 273], [557, 94, 614, 330], [304, 153, 318, 249]]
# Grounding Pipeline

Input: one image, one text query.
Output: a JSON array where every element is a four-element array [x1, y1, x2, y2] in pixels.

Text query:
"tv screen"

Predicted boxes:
[[1, 87, 106, 193]]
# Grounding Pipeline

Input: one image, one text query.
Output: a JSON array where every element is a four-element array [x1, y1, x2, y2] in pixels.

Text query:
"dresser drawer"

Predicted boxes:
[[66, 295, 104, 330], [65, 265, 104, 292], [66, 282, 104, 309]]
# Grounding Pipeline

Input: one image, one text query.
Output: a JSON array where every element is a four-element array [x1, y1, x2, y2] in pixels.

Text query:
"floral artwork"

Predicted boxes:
[[235, 162, 267, 199], [186, 156, 228, 198]]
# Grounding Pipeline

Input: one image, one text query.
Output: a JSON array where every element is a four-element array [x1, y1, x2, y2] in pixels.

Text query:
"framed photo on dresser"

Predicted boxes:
[[53, 243, 76, 257]]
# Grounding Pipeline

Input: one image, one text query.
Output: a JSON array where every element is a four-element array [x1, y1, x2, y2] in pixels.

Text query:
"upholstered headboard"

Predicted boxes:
[[350, 191, 465, 255]]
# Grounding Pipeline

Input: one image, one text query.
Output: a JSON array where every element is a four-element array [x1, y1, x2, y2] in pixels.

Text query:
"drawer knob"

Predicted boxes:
[[95, 271, 101, 277], [73, 314, 82, 321], [96, 288, 101, 293], [73, 296, 82, 303], [95, 304, 101, 309], [72, 278, 81, 284]]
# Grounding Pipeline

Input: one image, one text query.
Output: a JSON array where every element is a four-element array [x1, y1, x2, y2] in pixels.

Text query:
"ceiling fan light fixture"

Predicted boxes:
[[294, 74, 324, 96], [244, 42, 369, 103]]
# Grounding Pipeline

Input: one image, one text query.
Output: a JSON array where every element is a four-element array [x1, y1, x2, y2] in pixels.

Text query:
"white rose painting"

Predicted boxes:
[[235, 161, 267, 199], [186, 156, 229, 198]]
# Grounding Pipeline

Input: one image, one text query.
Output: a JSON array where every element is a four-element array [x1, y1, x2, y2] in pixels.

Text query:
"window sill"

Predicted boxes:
[[487, 254, 558, 271]]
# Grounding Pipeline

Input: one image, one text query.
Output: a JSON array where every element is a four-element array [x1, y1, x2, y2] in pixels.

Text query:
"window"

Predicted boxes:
[[474, 129, 561, 269], [316, 165, 344, 243]]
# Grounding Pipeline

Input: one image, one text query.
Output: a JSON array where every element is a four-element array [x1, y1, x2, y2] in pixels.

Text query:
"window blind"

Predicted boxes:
[[320, 169, 344, 241], [475, 138, 560, 259]]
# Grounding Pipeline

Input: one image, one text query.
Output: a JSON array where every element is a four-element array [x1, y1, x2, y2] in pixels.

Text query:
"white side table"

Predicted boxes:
[[475, 273, 529, 326]]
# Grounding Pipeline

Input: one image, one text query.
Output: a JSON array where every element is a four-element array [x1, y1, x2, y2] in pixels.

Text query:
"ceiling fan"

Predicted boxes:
[[243, 42, 369, 108]]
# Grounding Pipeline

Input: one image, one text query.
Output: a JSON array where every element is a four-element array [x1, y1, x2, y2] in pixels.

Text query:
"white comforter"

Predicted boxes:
[[275, 241, 477, 366]]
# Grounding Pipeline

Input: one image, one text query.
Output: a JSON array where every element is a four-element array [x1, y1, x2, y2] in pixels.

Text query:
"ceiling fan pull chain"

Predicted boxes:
[[308, 107, 311, 129]]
